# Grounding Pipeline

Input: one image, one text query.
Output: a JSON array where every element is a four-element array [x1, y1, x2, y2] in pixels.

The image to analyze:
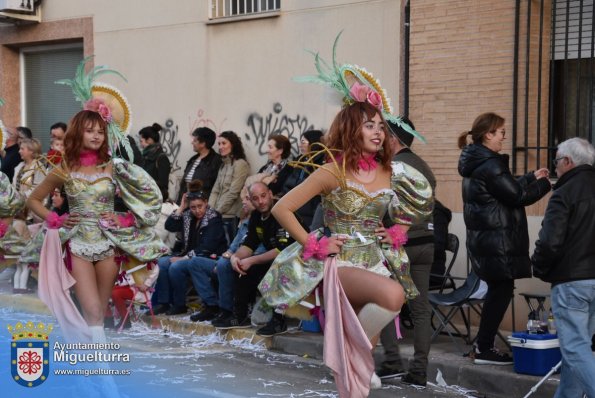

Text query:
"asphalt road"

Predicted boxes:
[[1, 308, 482, 398]]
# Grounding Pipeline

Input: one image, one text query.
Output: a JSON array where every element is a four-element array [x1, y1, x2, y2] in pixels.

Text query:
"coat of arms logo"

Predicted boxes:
[[8, 321, 53, 387]]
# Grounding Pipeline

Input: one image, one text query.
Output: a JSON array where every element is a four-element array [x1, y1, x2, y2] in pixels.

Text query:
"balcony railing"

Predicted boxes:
[[209, 0, 280, 20]]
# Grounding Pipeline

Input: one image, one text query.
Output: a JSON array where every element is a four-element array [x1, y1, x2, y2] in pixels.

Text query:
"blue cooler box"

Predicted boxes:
[[508, 332, 561, 376]]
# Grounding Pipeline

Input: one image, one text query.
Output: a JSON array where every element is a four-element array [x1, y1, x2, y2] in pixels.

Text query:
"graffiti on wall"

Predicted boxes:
[[244, 102, 314, 156], [160, 118, 182, 198], [189, 108, 227, 135]]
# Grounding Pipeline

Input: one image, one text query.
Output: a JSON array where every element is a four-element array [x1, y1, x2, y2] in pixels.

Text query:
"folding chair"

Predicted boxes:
[[429, 233, 459, 292], [429, 269, 489, 353], [118, 287, 158, 332]]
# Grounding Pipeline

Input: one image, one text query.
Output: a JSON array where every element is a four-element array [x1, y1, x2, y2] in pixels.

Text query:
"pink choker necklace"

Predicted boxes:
[[334, 153, 379, 171], [357, 154, 378, 171], [80, 150, 100, 166]]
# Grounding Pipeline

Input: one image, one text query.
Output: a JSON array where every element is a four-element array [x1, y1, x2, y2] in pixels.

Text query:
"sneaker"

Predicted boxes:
[[152, 304, 170, 315], [370, 372, 382, 389], [211, 309, 232, 324], [213, 314, 251, 330], [401, 371, 427, 387], [190, 305, 219, 322], [473, 347, 513, 365], [165, 305, 187, 316], [376, 362, 406, 379], [256, 315, 288, 337]]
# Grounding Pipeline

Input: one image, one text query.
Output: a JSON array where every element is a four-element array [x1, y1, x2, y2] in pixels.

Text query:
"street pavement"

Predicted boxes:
[[0, 279, 560, 398]]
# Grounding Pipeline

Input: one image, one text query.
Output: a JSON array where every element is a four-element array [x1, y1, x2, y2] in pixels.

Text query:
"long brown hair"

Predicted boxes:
[[325, 102, 392, 172], [457, 112, 505, 149], [63, 110, 110, 168]]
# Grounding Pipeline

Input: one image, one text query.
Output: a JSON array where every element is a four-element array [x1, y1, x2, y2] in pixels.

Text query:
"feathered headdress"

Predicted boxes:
[[294, 31, 425, 143], [56, 56, 134, 160], [0, 98, 7, 153]]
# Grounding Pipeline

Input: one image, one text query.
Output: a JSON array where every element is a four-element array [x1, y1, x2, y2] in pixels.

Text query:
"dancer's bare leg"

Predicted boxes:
[[95, 255, 118, 320], [70, 255, 118, 326], [338, 267, 404, 312]]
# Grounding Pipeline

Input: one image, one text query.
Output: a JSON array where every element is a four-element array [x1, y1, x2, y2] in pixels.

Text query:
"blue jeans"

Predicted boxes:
[[215, 257, 237, 312], [155, 255, 195, 308], [187, 256, 218, 307], [551, 279, 595, 398]]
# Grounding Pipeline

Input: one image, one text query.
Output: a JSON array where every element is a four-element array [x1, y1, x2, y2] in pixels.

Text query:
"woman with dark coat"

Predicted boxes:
[[281, 129, 325, 229], [457, 112, 551, 364], [139, 123, 171, 200]]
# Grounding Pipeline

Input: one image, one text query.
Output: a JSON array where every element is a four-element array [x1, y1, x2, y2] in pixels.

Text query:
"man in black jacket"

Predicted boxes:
[[176, 127, 222, 204], [376, 118, 435, 386], [532, 137, 595, 398]]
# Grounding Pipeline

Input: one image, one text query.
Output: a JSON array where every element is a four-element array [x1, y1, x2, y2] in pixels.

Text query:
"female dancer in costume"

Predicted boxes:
[[263, 102, 432, 397], [0, 171, 27, 268], [27, 110, 168, 343], [259, 34, 432, 397]]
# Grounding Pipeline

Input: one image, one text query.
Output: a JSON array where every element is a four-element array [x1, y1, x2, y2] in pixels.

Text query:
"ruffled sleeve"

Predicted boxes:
[[388, 161, 434, 226], [112, 158, 162, 227], [0, 172, 25, 217], [101, 158, 170, 263]]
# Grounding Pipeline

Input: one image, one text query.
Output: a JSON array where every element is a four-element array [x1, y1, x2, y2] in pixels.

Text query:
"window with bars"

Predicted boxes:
[[512, 0, 594, 175], [209, 0, 280, 20]]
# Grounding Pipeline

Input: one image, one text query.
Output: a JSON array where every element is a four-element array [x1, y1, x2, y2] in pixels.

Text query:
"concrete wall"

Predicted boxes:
[[1, 0, 402, 196]]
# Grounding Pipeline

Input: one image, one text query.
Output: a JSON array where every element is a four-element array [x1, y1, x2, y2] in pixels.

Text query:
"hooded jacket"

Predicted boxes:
[[532, 165, 595, 284], [458, 144, 551, 281]]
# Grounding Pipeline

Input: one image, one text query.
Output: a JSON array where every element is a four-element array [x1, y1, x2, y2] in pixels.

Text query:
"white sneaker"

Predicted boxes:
[[370, 372, 382, 389], [0, 266, 16, 281]]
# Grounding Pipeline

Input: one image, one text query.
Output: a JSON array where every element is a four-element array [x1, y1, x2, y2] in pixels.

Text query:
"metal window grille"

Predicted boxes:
[[209, 0, 280, 19], [513, 0, 594, 175]]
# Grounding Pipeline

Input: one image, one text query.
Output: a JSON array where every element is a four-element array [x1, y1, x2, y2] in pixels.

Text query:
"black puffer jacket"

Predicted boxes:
[[532, 165, 595, 284], [458, 144, 551, 281]]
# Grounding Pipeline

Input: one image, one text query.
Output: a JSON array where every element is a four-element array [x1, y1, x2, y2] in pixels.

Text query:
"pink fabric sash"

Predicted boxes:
[[38, 229, 91, 342], [323, 257, 374, 398]]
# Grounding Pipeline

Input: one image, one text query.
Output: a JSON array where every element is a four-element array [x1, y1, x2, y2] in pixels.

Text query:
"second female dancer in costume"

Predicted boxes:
[[259, 35, 433, 398], [26, 61, 168, 343]]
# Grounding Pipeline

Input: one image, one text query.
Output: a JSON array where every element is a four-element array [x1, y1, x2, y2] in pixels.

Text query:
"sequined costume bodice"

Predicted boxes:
[[65, 171, 116, 260], [66, 171, 115, 222], [323, 182, 395, 269]]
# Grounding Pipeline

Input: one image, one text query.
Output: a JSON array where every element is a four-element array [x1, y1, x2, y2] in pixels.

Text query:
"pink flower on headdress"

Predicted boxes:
[[366, 90, 383, 111], [97, 104, 113, 122], [349, 82, 370, 102], [84, 98, 112, 122], [349, 82, 383, 111]]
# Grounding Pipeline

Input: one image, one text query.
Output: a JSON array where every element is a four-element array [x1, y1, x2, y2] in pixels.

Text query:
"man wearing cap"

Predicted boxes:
[[377, 117, 436, 387]]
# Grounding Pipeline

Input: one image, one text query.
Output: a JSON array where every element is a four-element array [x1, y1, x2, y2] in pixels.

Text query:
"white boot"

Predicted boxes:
[[357, 303, 400, 340], [370, 372, 382, 389], [89, 326, 106, 344]]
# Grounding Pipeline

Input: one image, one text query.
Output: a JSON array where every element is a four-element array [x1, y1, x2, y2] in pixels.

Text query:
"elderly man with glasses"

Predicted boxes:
[[532, 137, 595, 398]]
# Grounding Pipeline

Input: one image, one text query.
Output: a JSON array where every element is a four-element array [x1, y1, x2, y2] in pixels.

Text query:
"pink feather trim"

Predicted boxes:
[[46, 212, 69, 229], [302, 233, 330, 261], [0, 220, 8, 238], [117, 212, 136, 228], [386, 224, 408, 249]]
